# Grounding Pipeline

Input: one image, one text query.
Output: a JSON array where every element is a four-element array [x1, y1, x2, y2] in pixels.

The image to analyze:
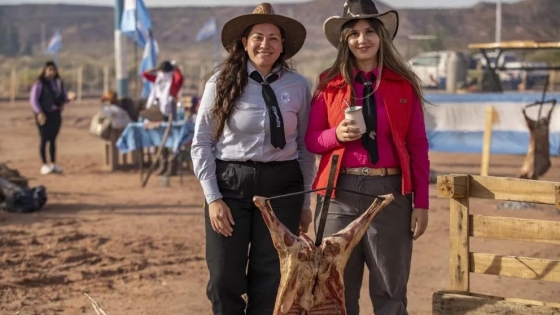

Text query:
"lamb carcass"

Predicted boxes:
[[253, 193, 394, 315], [519, 107, 554, 179]]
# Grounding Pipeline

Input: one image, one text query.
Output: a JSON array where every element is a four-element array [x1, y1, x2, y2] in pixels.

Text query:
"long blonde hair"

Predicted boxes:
[[315, 18, 427, 106]]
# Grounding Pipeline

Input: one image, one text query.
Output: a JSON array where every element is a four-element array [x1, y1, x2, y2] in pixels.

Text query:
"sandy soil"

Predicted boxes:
[[0, 100, 559, 315]]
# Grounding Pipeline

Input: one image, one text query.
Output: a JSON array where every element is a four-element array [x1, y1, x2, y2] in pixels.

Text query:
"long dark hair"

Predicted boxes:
[[315, 18, 426, 106], [210, 25, 292, 141], [37, 61, 61, 82]]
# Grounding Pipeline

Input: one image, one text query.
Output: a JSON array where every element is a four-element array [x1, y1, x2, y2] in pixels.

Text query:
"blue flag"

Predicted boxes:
[[45, 29, 61, 55], [139, 31, 159, 98], [120, 0, 152, 48], [196, 17, 217, 42]]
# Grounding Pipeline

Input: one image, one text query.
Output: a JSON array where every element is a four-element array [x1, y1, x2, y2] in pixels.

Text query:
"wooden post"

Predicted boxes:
[[437, 175, 470, 292], [103, 130, 120, 171], [77, 66, 83, 103], [10, 68, 17, 105], [550, 70, 556, 92], [23, 67, 29, 95], [103, 65, 109, 93], [480, 106, 496, 176]]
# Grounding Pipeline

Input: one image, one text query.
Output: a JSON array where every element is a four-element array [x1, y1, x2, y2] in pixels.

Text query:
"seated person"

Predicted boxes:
[[100, 90, 143, 122]]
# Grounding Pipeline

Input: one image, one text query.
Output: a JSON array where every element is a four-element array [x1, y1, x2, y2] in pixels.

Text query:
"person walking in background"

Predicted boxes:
[[191, 3, 315, 314], [305, 1, 430, 314], [29, 61, 74, 175]]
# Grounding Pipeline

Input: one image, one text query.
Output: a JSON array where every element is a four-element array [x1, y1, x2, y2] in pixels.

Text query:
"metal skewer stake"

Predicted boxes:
[[315, 154, 339, 247]]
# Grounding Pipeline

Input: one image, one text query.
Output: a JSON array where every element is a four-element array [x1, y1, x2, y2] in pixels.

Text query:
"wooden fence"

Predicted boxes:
[[432, 174, 560, 315], [0, 62, 219, 103], [0, 59, 330, 103]]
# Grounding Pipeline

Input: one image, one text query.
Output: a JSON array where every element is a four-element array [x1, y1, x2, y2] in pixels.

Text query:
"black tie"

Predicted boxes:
[[249, 70, 286, 149], [356, 72, 379, 164]]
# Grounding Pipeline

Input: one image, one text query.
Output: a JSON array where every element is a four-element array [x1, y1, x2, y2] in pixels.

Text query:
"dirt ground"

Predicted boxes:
[[0, 100, 559, 315]]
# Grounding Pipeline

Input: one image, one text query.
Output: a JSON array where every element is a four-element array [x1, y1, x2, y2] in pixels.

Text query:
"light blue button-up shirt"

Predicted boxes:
[[191, 62, 316, 208]]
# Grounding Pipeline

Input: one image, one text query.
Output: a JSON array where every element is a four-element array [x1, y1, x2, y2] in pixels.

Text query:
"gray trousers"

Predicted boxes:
[[314, 174, 413, 315]]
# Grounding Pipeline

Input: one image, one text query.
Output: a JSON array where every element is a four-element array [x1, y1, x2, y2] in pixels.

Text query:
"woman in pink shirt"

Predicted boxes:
[[304, 1, 430, 314]]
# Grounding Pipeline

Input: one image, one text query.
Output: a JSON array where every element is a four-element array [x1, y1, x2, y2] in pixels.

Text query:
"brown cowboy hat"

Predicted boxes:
[[221, 2, 307, 60], [323, 0, 399, 48]]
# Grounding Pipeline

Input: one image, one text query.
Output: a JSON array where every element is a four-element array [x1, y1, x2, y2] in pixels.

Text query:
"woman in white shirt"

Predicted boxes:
[[191, 3, 316, 315]]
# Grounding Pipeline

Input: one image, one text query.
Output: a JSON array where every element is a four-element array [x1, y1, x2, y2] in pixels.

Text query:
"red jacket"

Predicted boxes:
[[142, 68, 184, 99], [313, 68, 414, 198]]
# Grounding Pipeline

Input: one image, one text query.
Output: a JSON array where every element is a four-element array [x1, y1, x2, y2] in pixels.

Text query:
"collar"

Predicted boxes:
[[352, 66, 406, 82], [353, 66, 379, 82], [247, 61, 282, 80]]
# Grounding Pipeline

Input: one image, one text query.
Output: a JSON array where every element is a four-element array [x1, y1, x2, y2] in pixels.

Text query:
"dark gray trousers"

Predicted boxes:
[[205, 159, 304, 315], [314, 174, 413, 315]]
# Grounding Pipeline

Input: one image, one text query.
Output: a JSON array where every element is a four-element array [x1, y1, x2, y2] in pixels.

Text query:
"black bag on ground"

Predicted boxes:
[[0, 178, 47, 213]]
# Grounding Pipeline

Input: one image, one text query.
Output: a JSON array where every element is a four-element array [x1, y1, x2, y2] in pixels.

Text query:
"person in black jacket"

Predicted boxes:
[[29, 61, 74, 175]]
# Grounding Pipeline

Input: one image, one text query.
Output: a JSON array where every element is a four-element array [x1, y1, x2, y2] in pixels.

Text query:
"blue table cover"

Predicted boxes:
[[116, 121, 195, 154]]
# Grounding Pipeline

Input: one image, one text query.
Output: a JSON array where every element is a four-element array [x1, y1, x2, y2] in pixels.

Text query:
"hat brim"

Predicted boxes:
[[221, 14, 307, 60], [323, 10, 399, 48]]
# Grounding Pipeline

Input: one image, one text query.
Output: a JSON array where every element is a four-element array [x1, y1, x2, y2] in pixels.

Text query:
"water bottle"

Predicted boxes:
[[176, 102, 185, 121]]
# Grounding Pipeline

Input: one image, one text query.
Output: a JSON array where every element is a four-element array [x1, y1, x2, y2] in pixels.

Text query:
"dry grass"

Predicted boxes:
[[84, 293, 109, 315]]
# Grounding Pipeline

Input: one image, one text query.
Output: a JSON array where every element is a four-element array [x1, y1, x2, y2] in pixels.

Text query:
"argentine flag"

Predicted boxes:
[[139, 32, 159, 98], [45, 29, 61, 55], [120, 0, 152, 48], [196, 17, 217, 42]]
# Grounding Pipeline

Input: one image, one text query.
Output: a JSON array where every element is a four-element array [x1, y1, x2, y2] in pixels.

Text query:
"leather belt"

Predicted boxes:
[[340, 167, 401, 177]]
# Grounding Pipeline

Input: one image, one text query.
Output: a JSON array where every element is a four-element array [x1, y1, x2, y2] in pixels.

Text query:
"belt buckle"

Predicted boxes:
[[361, 167, 371, 176]]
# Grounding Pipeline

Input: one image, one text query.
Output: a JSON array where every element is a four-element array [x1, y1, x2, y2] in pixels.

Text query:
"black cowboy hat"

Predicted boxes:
[[323, 0, 399, 48]]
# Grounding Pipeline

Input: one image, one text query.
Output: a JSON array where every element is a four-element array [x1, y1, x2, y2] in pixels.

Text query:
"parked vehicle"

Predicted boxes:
[[409, 50, 467, 89]]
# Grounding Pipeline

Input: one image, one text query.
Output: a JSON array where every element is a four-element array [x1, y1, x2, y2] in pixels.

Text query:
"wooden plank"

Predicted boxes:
[[469, 253, 560, 282], [437, 175, 468, 198], [480, 106, 495, 176], [556, 185, 560, 210], [469, 175, 560, 208], [449, 175, 470, 291], [432, 290, 560, 315], [470, 215, 560, 245]]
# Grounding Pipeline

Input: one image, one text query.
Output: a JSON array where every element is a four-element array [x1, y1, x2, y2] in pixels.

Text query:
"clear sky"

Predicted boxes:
[[0, 0, 521, 9]]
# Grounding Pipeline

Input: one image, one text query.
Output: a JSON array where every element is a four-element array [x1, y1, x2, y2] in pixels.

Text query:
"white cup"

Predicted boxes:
[[344, 106, 367, 134]]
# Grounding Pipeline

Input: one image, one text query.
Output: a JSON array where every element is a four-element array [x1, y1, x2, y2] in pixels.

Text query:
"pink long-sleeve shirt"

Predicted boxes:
[[305, 68, 430, 209]]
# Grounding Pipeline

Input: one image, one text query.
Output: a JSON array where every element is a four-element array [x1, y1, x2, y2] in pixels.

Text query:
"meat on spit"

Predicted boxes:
[[253, 193, 394, 315], [518, 106, 554, 179]]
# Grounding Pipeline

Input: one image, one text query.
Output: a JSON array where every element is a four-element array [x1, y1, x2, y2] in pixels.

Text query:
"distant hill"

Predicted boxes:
[[0, 0, 558, 66]]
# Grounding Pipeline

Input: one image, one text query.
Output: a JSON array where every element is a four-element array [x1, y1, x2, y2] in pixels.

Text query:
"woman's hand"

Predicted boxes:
[[67, 91, 77, 101], [299, 208, 313, 233], [411, 208, 428, 240], [336, 119, 362, 142], [37, 112, 46, 126], [208, 199, 235, 237]]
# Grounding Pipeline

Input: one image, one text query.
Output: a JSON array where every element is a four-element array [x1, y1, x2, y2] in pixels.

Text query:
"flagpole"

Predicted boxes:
[[495, 0, 502, 43], [114, 0, 128, 97], [41, 24, 46, 52], [134, 0, 139, 98], [213, 19, 220, 69], [55, 28, 60, 67]]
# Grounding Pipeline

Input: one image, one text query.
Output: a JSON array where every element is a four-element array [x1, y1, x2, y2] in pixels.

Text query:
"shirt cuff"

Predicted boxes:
[[413, 190, 429, 209], [326, 127, 342, 148], [200, 178, 222, 204]]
